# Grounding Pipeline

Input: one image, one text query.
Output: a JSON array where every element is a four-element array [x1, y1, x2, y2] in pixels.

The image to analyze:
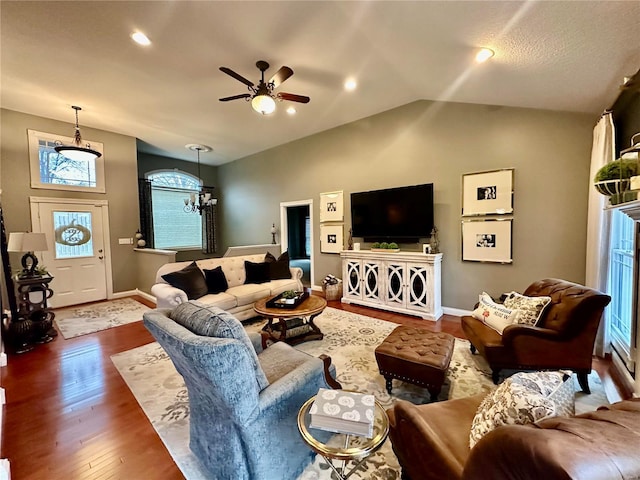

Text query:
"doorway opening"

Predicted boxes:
[[280, 200, 313, 288]]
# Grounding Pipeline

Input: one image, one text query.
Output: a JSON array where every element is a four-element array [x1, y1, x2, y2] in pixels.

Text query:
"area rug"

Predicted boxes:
[[54, 298, 150, 339], [111, 307, 609, 480]]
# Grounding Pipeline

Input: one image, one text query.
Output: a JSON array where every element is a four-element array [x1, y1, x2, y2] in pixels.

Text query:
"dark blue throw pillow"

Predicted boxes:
[[265, 251, 290, 280], [161, 262, 208, 299], [204, 266, 229, 294], [244, 260, 270, 284]]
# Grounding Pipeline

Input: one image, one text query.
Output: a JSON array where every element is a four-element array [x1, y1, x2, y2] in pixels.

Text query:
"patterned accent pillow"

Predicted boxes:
[[509, 371, 575, 416], [503, 291, 551, 326], [170, 301, 269, 391], [469, 371, 575, 448], [471, 292, 517, 334]]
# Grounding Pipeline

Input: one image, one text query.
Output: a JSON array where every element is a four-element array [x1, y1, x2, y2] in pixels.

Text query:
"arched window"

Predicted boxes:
[[145, 170, 202, 249]]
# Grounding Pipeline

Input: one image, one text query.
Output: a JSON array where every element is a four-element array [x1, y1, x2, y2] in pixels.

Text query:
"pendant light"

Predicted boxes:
[[54, 106, 102, 162]]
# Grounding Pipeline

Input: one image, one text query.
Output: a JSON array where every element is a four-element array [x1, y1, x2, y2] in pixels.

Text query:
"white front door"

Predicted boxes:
[[31, 200, 108, 308]]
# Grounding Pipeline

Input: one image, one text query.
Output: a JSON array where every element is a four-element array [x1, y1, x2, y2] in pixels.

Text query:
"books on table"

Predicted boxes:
[[309, 388, 375, 438]]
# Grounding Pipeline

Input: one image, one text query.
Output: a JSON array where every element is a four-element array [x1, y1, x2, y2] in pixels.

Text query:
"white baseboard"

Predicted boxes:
[[0, 459, 10, 480], [110, 289, 156, 305], [0, 353, 6, 368], [443, 307, 472, 317], [311, 284, 322, 292], [110, 290, 138, 300], [135, 289, 156, 305]]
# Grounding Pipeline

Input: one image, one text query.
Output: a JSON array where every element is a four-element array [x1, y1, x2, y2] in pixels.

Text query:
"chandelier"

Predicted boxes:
[[184, 144, 217, 214], [54, 106, 102, 162]]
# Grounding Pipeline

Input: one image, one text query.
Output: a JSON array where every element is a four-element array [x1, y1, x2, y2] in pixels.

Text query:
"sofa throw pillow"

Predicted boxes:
[[470, 378, 555, 448], [244, 260, 270, 284], [469, 371, 575, 448], [161, 261, 208, 300], [503, 291, 551, 326], [510, 371, 575, 417], [169, 301, 269, 391], [471, 292, 517, 334], [204, 266, 229, 294], [265, 251, 291, 280]]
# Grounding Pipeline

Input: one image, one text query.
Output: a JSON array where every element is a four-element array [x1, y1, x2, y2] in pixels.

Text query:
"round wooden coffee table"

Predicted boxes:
[[254, 294, 326, 345]]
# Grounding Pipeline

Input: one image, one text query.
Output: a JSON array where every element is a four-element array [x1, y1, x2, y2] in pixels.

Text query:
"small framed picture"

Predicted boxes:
[[462, 219, 513, 263], [320, 224, 343, 254], [423, 243, 432, 254], [462, 169, 514, 216], [319, 191, 344, 222]]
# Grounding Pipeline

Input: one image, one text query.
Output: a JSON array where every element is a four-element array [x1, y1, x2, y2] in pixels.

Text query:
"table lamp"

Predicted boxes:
[[7, 232, 48, 278]]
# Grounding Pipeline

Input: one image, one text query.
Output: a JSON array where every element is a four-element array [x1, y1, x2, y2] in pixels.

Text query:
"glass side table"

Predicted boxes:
[[297, 394, 389, 480]]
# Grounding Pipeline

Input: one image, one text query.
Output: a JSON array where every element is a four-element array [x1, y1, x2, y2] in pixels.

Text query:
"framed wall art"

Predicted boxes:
[[319, 191, 344, 223], [320, 224, 343, 254], [462, 219, 513, 263], [462, 169, 514, 216]]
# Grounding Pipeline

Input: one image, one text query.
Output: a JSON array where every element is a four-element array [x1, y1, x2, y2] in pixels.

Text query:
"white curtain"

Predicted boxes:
[[586, 112, 615, 357]]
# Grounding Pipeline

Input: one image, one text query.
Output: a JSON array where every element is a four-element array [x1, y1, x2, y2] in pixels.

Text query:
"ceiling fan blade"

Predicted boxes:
[[219, 67, 254, 87], [219, 93, 251, 102], [269, 66, 294, 88], [277, 92, 310, 104]]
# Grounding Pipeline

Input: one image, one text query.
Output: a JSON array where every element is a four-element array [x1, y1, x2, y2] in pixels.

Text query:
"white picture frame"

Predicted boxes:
[[319, 191, 344, 223], [320, 224, 343, 254], [462, 219, 513, 263], [462, 169, 513, 216]]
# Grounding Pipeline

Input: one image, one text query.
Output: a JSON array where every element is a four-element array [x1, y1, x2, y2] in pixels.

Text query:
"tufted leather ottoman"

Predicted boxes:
[[375, 326, 454, 402]]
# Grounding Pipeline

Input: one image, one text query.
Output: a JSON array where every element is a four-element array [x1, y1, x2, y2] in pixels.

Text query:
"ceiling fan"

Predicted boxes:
[[219, 60, 310, 115]]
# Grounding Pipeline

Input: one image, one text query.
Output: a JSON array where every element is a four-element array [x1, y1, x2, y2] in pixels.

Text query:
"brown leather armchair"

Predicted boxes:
[[461, 278, 611, 392], [387, 395, 640, 480]]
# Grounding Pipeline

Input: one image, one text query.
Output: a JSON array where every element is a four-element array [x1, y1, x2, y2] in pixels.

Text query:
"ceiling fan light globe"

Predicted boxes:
[[252, 94, 276, 115]]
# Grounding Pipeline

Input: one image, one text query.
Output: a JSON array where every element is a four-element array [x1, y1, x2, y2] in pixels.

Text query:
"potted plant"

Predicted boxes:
[[594, 158, 638, 205]]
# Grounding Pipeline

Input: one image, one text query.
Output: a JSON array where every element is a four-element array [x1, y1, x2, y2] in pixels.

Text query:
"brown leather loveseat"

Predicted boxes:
[[461, 278, 611, 392], [388, 395, 640, 480]]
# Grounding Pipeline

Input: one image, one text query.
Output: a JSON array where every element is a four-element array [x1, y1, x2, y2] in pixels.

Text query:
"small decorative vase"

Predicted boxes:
[[347, 229, 353, 250], [429, 226, 440, 254]]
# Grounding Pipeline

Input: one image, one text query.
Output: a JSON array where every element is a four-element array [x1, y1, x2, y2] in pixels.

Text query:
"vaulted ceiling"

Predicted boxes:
[[2, 1, 639, 165]]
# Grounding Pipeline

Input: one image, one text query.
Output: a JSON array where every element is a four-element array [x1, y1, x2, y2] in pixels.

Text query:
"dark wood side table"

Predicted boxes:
[[8, 274, 56, 352], [254, 295, 326, 346]]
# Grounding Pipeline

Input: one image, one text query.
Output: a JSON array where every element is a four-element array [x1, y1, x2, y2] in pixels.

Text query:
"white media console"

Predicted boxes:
[[340, 250, 443, 321]]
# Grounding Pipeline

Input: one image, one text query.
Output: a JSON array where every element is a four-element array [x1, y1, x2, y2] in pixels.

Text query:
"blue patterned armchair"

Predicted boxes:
[[143, 301, 338, 480]]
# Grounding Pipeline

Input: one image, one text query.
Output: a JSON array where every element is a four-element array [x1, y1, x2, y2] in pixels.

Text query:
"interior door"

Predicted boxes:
[[32, 202, 107, 308]]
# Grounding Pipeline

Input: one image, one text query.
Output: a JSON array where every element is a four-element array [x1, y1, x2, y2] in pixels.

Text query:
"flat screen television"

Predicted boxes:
[[350, 183, 434, 242]]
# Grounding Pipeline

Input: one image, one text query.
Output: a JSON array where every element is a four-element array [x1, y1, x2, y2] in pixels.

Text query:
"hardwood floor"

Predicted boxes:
[[1, 295, 629, 479]]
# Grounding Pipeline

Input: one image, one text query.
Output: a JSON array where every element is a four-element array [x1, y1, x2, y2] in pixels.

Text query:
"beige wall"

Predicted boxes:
[[218, 100, 595, 310], [0, 108, 140, 293]]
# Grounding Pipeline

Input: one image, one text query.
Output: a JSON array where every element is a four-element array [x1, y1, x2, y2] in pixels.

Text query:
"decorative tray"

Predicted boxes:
[[370, 248, 401, 253], [266, 291, 309, 309]]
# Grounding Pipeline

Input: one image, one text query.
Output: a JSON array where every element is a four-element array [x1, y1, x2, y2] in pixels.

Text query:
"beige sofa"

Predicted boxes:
[[151, 254, 303, 321]]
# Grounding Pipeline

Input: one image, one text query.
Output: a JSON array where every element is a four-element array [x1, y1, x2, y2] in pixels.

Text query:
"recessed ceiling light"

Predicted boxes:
[[131, 31, 151, 46], [286, 106, 297, 115], [475, 48, 494, 63], [344, 79, 357, 91]]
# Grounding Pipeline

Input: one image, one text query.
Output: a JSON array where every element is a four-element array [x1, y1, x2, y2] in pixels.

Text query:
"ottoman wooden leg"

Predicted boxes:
[[385, 376, 393, 394]]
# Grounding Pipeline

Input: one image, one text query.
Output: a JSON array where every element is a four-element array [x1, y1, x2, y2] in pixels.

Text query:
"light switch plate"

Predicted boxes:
[[118, 238, 133, 245]]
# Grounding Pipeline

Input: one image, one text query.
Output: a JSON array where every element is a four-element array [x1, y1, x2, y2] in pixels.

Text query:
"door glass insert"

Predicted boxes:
[[53, 211, 94, 259]]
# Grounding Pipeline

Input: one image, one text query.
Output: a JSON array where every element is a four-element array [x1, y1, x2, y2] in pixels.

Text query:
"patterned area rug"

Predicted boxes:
[[54, 298, 151, 339], [111, 307, 609, 480]]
